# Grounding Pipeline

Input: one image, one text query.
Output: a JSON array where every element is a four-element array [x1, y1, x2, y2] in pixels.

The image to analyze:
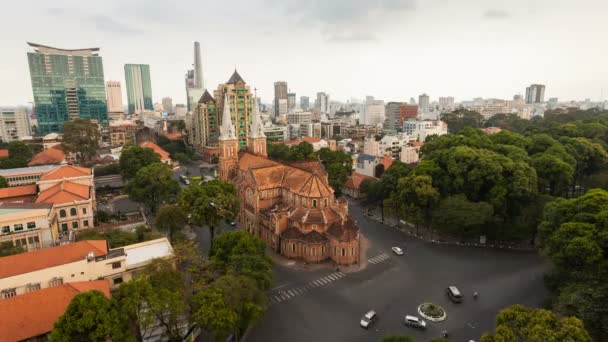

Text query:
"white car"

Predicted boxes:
[[360, 310, 377, 329], [391, 246, 404, 255], [404, 315, 426, 329]]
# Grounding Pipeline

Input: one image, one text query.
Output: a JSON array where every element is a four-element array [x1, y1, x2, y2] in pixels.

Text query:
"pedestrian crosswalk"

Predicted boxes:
[[269, 271, 346, 304], [367, 253, 391, 264]]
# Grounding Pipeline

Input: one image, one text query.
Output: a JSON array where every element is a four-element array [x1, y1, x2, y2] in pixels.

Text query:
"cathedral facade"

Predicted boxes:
[[217, 88, 360, 266]]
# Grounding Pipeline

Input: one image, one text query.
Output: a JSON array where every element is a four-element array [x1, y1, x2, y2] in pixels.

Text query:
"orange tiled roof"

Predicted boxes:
[[381, 155, 394, 170], [0, 280, 110, 342], [283, 140, 301, 146], [0, 240, 107, 279], [302, 136, 322, 143], [35, 181, 90, 205], [0, 149, 8, 158], [39, 165, 91, 181], [141, 141, 170, 161], [166, 132, 182, 140], [345, 172, 374, 190], [28, 145, 66, 166], [238, 152, 279, 171], [0, 184, 37, 200]]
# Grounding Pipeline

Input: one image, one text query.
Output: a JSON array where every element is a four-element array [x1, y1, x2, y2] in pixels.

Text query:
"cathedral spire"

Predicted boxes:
[[249, 97, 266, 138], [219, 94, 236, 141]]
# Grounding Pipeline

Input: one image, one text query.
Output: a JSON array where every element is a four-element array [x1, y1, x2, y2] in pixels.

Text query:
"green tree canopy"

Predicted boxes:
[[178, 180, 239, 248], [432, 194, 494, 238], [126, 163, 180, 212], [480, 305, 592, 342], [50, 290, 121, 342], [62, 119, 100, 162], [0, 176, 8, 188], [119, 144, 161, 180], [155, 204, 188, 241], [382, 334, 414, 342]]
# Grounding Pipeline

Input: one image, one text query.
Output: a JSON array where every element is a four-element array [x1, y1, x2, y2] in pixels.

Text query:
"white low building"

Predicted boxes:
[[402, 120, 448, 142]]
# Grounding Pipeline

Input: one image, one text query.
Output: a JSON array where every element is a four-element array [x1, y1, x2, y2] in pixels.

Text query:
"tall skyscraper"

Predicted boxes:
[[26, 42, 108, 134], [190, 90, 217, 152], [162, 97, 173, 113], [418, 93, 430, 112], [525, 84, 546, 104], [193, 42, 204, 89], [186, 42, 205, 112], [287, 92, 296, 110], [316, 92, 330, 114], [274, 81, 288, 119], [300, 96, 310, 110], [106, 81, 123, 112], [124, 64, 153, 115]]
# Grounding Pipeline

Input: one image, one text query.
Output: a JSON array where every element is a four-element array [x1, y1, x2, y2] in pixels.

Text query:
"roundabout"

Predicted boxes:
[[417, 303, 447, 322]]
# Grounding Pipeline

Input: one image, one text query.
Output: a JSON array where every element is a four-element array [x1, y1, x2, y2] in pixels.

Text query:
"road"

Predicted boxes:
[[248, 200, 548, 342]]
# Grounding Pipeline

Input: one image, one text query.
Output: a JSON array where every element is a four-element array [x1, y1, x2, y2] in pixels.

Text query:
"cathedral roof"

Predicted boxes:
[[281, 227, 304, 240], [198, 90, 215, 104], [302, 230, 328, 244], [327, 216, 359, 242], [227, 69, 245, 84]]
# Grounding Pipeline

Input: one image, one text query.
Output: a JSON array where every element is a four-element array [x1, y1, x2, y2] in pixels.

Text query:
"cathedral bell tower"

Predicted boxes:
[[218, 94, 239, 181], [247, 98, 267, 157]]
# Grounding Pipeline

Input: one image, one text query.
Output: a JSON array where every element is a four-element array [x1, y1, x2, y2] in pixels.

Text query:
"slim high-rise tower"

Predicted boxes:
[[274, 81, 288, 119], [26, 42, 108, 134], [194, 42, 204, 89]]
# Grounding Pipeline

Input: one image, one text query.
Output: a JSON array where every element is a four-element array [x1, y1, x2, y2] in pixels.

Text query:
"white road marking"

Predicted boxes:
[[287, 290, 295, 296]]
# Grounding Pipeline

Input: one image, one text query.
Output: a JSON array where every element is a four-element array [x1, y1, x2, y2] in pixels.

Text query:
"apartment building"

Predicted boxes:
[[0, 238, 173, 298], [0, 203, 57, 252]]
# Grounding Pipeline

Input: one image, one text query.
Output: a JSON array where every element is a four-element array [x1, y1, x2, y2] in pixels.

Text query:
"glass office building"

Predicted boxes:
[[124, 64, 153, 115], [26, 42, 108, 134]]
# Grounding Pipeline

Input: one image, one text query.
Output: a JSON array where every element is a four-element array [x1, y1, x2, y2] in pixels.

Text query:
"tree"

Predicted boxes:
[[382, 335, 413, 342], [119, 144, 161, 180], [393, 174, 439, 234], [210, 230, 272, 290], [326, 162, 349, 196], [480, 305, 592, 342], [62, 119, 100, 162], [193, 274, 265, 342], [0, 141, 33, 169], [554, 280, 608, 341], [432, 195, 494, 238], [289, 142, 316, 161], [155, 204, 188, 241], [50, 290, 121, 342], [126, 163, 180, 213], [0, 241, 25, 257], [532, 152, 574, 195], [440, 109, 484, 133], [266, 142, 291, 161], [0, 176, 8, 188], [178, 180, 239, 250]]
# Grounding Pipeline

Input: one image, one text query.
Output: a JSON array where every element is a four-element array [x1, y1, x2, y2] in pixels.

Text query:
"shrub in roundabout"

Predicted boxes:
[[418, 303, 447, 322]]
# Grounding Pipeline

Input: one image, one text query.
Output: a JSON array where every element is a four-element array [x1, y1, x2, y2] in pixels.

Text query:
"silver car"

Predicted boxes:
[[360, 310, 377, 329], [404, 315, 426, 329], [392, 246, 404, 255]]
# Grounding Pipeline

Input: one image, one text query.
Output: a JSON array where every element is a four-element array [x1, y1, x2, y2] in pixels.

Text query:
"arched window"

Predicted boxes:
[[70, 208, 77, 216], [313, 199, 317, 208], [324, 198, 328, 207], [59, 210, 66, 218], [292, 244, 296, 252], [342, 248, 345, 257]]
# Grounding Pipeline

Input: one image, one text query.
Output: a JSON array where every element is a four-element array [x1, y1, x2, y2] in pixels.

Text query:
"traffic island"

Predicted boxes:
[[417, 303, 447, 322]]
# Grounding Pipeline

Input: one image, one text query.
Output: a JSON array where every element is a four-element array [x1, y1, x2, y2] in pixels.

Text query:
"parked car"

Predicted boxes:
[[230, 221, 236, 226], [391, 246, 404, 255], [404, 315, 426, 329], [179, 175, 190, 185], [446, 286, 463, 303], [360, 310, 377, 329]]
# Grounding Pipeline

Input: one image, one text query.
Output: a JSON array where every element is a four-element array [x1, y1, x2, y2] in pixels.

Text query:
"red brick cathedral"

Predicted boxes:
[[217, 92, 360, 265]]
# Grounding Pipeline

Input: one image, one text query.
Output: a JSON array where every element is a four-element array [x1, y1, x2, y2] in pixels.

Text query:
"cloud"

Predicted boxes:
[[90, 15, 143, 34], [484, 9, 509, 19], [46, 8, 66, 16], [267, 0, 417, 42]]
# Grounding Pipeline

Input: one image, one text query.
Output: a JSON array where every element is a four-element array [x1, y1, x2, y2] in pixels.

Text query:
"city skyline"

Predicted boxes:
[[2, 0, 608, 106]]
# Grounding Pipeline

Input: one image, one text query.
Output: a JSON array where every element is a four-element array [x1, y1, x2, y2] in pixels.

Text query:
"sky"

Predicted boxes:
[[1, 0, 607, 107]]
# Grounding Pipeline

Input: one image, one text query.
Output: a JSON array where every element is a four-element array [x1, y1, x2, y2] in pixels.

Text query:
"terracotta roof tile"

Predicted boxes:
[[285, 160, 327, 177], [302, 136, 322, 143], [166, 132, 182, 140], [0, 149, 8, 158], [302, 230, 327, 243], [35, 181, 90, 205], [238, 152, 279, 171], [39, 165, 91, 181], [304, 209, 325, 224], [381, 155, 394, 170], [0, 184, 37, 200], [0, 240, 107, 279], [140, 141, 171, 161], [281, 227, 304, 240], [327, 216, 360, 242], [0, 280, 110, 342], [345, 172, 375, 190], [28, 146, 66, 166]]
